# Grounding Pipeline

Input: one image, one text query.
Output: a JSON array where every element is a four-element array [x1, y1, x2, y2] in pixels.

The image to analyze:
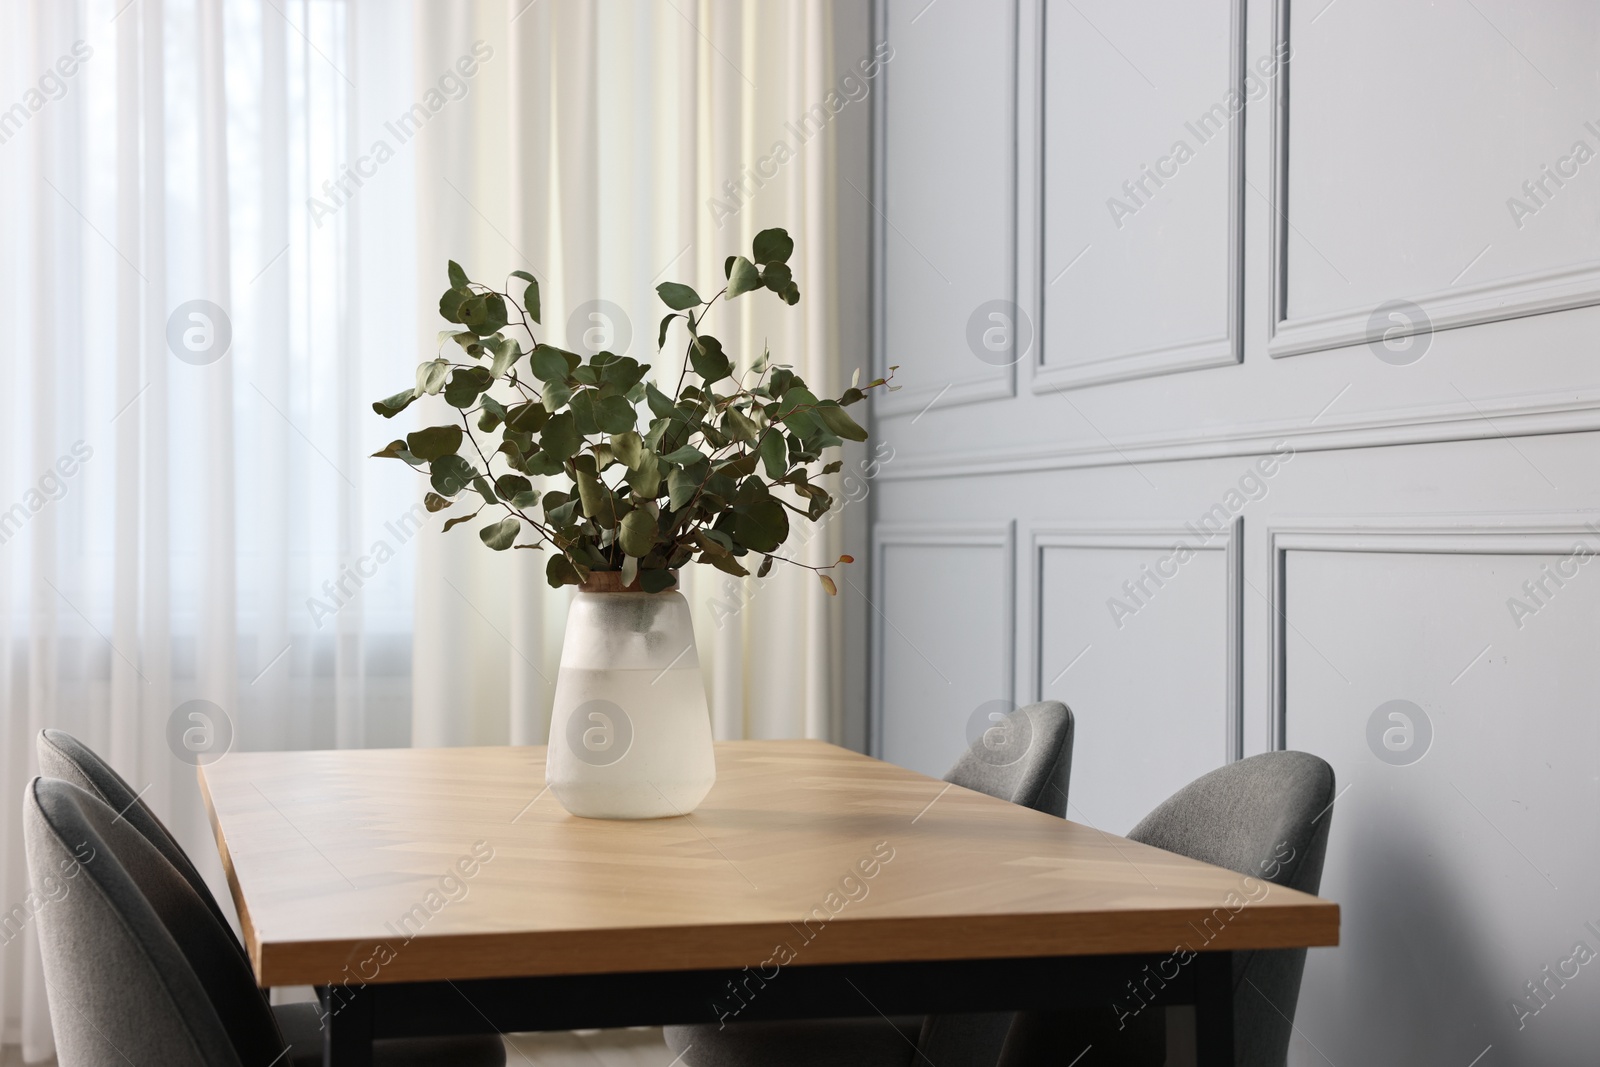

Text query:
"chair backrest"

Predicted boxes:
[[944, 701, 1075, 817], [36, 729, 246, 960], [918, 702, 1075, 1066], [1126, 750, 1336, 1067], [23, 776, 289, 1067]]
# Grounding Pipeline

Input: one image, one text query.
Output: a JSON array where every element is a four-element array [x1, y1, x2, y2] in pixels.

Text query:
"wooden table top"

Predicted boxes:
[[199, 740, 1338, 987]]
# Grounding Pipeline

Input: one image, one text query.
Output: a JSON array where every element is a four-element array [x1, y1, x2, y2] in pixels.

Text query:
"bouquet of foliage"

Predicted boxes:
[[371, 228, 895, 594]]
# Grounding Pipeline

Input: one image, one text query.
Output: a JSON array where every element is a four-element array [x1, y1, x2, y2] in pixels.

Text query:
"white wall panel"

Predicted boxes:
[[1275, 0, 1600, 354], [878, 0, 1017, 415], [871, 0, 1600, 1060], [1031, 526, 1237, 834], [1040, 0, 1242, 388], [873, 524, 1014, 780], [1283, 541, 1600, 1065]]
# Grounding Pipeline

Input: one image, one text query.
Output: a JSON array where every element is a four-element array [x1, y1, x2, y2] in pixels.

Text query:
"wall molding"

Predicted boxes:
[[1029, 0, 1245, 392], [869, 521, 1017, 759], [877, 385, 1600, 480], [1020, 519, 1244, 762], [1264, 0, 1600, 359], [871, 0, 1019, 418], [1266, 513, 1600, 751]]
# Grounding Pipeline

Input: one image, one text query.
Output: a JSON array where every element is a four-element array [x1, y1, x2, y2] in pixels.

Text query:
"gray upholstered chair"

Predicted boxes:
[[995, 750, 1337, 1067], [664, 701, 1075, 1067], [944, 700, 1075, 817], [30, 734, 506, 1067], [37, 729, 247, 960]]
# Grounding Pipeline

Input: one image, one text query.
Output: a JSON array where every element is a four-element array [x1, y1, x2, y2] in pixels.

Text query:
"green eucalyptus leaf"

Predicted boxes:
[[569, 391, 602, 435], [477, 394, 508, 432], [540, 411, 581, 459], [816, 402, 869, 442], [575, 468, 617, 526], [430, 454, 477, 497], [707, 553, 750, 578], [467, 293, 509, 336], [656, 281, 703, 311], [619, 509, 657, 557], [716, 450, 760, 480], [699, 528, 734, 553], [645, 383, 677, 420], [423, 492, 453, 512], [495, 474, 532, 501], [757, 554, 774, 578], [758, 429, 787, 480], [542, 378, 575, 412], [447, 260, 469, 288], [546, 553, 587, 588], [506, 401, 549, 433], [726, 256, 762, 299], [733, 497, 788, 553], [531, 343, 579, 382], [667, 465, 699, 510], [639, 568, 676, 593], [371, 440, 422, 466], [626, 451, 661, 497], [488, 338, 521, 378], [595, 394, 636, 434], [444, 367, 493, 409], [510, 270, 540, 323], [416, 359, 450, 395], [406, 425, 463, 462], [658, 313, 679, 351], [523, 450, 566, 477], [373, 389, 418, 418], [442, 510, 481, 533], [660, 444, 708, 468], [610, 431, 643, 469], [476, 517, 519, 550], [620, 554, 639, 588], [439, 287, 468, 323], [761, 262, 792, 293], [511, 489, 541, 509], [722, 406, 760, 443], [690, 335, 732, 383], [752, 227, 794, 265]]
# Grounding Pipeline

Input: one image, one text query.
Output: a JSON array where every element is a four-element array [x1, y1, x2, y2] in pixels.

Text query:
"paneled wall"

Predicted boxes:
[[867, 0, 1600, 1061]]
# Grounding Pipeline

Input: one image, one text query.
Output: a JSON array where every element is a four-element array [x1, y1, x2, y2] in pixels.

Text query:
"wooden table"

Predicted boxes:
[[199, 740, 1338, 1065]]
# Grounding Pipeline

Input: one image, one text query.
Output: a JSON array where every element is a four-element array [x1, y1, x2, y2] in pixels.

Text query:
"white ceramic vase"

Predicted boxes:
[[545, 573, 716, 819]]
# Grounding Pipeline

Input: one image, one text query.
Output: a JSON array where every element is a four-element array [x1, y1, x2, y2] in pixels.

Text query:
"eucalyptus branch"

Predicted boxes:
[[370, 229, 896, 593]]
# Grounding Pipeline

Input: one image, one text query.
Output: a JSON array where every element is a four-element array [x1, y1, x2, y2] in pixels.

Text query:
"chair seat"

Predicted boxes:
[[663, 1016, 922, 1067], [275, 1001, 508, 1067]]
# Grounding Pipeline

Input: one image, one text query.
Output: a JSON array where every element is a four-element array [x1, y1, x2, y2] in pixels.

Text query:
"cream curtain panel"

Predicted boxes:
[[0, 0, 848, 1060], [409, 0, 849, 752]]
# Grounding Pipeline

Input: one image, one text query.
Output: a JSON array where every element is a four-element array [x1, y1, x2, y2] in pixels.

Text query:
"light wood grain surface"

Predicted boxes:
[[198, 741, 1338, 987]]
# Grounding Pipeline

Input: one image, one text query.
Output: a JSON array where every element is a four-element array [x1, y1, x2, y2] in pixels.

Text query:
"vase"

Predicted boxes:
[[545, 571, 717, 819]]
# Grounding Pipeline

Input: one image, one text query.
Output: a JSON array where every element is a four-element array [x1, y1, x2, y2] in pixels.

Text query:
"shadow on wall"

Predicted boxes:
[[1312, 812, 1504, 1065]]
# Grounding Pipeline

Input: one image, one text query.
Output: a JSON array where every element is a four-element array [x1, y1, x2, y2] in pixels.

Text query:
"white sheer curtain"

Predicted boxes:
[[0, 0, 845, 1060], [408, 0, 847, 751]]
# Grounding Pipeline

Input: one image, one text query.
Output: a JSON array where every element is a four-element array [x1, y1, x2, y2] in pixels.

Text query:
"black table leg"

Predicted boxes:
[[1193, 951, 1235, 1067], [321, 984, 375, 1067]]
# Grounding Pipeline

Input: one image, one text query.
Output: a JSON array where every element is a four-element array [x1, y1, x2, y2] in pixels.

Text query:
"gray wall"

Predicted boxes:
[[832, 0, 876, 755], [867, 0, 1600, 1062]]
